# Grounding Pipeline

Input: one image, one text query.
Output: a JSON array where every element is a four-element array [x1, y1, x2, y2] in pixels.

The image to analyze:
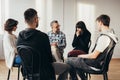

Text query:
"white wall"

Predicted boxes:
[[9, 0, 36, 35], [51, 0, 120, 58], [77, 0, 120, 58], [0, 35, 4, 59], [0, 0, 120, 59], [0, 0, 36, 59]]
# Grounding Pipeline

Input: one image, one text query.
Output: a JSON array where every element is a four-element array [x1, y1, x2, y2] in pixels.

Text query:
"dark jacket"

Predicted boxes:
[[72, 30, 91, 53], [17, 28, 55, 80]]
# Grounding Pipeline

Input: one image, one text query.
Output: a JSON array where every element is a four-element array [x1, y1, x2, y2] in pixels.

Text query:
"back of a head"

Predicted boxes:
[[4, 18, 18, 32], [24, 8, 37, 24], [96, 14, 110, 27]]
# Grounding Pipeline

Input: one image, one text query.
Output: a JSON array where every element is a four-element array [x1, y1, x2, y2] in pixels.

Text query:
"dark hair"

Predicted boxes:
[[75, 21, 87, 32], [24, 8, 37, 23], [4, 18, 18, 32], [96, 14, 110, 26], [50, 20, 59, 26]]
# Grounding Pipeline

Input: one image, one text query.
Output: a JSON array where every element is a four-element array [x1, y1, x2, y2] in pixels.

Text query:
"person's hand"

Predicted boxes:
[[51, 42, 57, 46], [78, 55, 82, 57], [76, 30, 81, 36], [76, 28, 82, 36]]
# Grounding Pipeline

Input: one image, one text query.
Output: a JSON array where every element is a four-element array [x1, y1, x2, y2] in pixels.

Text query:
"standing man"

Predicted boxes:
[[65, 14, 118, 80], [17, 8, 55, 80], [47, 20, 66, 62]]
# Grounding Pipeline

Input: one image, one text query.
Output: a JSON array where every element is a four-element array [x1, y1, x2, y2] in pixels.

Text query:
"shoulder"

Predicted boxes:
[[36, 30, 49, 38], [47, 31, 52, 35], [95, 35, 111, 52], [97, 35, 111, 46], [85, 30, 91, 36], [59, 31, 65, 35], [4, 33, 13, 39], [98, 35, 110, 42]]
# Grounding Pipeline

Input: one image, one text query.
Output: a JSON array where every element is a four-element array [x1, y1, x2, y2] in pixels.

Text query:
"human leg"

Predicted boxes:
[[51, 46, 63, 62], [52, 62, 70, 80], [14, 55, 21, 64], [66, 57, 86, 80], [76, 68, 87, 80]]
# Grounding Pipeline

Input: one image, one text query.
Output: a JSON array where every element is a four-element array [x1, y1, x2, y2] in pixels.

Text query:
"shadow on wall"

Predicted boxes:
[[0, 34, 4, 60]]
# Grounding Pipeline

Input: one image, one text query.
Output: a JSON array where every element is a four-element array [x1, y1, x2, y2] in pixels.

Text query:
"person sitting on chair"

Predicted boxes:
[[68, 21, 91, 57], [17, 8, 69, 80], [47, 20, 66, 62], [65, 14, 118, 80], [3, 18, 21, 70]]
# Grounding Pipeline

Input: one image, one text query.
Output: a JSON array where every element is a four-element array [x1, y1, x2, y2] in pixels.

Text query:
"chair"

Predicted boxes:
[[7, 62, 21, 80], [17, 45, 40, 80], [78, 38, 116, 80]]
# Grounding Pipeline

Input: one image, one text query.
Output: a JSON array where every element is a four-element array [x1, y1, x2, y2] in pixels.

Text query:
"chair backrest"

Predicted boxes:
[[88, 40, 92, 53], [17, 45, 40, 79], [86, 34, 116, 74], [101, 39, 116, 73]]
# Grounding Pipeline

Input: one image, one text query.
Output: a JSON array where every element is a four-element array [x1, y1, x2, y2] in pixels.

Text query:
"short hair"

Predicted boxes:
[[50, 20, 59, 26], [96, 14, 110, 26], [24, 8, 37, 23], [4, 18, 18, 32]]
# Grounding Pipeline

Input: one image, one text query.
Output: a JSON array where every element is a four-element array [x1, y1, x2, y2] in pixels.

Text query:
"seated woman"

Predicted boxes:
[[3, 18, 21, 69], [68, 21, 91, 57]]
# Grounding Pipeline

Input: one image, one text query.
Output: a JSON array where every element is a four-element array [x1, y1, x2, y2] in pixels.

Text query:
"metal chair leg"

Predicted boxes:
[[18, 67, 20, 80], [103, 73, 108, 80], [7, 69, 11, 80]]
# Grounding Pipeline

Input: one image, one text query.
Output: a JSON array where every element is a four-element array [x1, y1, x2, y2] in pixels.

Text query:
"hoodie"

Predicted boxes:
[[17, 28, 55, 79], [100, 28, 118, 44]]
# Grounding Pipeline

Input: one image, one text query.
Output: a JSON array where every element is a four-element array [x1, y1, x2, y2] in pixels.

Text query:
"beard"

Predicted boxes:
[[36, 22, 39, 28]]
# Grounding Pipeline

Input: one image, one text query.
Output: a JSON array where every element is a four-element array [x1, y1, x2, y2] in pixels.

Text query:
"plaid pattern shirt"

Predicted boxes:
[[47, 31, 66, 53]]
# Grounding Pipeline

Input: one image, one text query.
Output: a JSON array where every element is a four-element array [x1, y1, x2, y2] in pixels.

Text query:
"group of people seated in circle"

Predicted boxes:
[[3, 8, 118, 80]]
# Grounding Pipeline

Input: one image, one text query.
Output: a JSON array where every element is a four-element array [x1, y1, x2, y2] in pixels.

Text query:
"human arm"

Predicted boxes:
[[72, 33, 91, 49], [78, 50, 100, 59], [78, 35, 110, 59], [57, 33, 66, 49], [44, 35, 54, 63], [8, 34, 18, 54]]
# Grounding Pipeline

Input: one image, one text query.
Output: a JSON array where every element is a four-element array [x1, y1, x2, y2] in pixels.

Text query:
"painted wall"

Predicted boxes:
[[0, 0, 120, 59]]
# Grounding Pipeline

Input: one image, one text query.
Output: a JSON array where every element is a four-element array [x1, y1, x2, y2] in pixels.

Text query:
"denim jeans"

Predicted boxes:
[[66, 57, 88, 80], [14, 55, 21, 64]]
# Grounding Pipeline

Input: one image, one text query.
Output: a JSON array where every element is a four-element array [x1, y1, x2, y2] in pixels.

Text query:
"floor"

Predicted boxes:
[[0, 59, 120, 80]]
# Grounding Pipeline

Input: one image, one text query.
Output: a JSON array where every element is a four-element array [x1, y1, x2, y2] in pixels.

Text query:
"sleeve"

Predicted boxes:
[[72, 34, 77, 47], [72, 33, 91, 48], [57, 33, 66, 49], [95, 36, 111, 52], [44, 35, 54, 63], [8, 35, 18, 54], [47, 32, 53, 45]]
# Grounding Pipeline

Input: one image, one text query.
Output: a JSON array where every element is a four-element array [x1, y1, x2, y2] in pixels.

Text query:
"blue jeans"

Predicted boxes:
[[14, 55, 21, 64]]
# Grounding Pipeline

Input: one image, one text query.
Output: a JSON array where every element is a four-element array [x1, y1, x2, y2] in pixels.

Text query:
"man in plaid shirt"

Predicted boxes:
[[47, 20, 66, 62]]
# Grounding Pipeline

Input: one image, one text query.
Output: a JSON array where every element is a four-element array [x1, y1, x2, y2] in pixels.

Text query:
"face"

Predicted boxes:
[[76, 27, 82, 32], [96, 21, 102, 32], [34, 15, 39, 28], [51, 23, 60, 33], [13, 26, 17, 31]]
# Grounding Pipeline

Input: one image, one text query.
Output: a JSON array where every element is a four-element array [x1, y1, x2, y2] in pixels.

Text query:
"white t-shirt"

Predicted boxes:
[[95, 35, 111, 52]]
